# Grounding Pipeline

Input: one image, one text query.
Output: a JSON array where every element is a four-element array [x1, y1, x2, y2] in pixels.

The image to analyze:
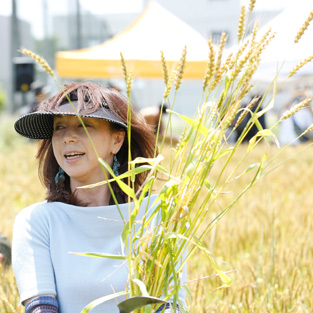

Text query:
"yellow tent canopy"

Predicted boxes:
[[55, 1, 210, 79]]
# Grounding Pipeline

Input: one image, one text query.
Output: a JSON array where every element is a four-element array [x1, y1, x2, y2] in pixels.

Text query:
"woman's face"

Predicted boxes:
[[52, 115, 124, 188]]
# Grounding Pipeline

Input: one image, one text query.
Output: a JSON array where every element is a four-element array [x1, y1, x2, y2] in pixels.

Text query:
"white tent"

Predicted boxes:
[[251, 3, 313, 88], [55, 1, 210, 79]]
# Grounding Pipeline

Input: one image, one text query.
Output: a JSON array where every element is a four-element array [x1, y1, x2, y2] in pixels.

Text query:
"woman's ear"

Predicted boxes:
[[112, 130, 125, 154]]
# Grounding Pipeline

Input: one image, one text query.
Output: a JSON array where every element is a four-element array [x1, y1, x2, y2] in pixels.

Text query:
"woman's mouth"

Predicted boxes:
[[64, 152, 85, 160]]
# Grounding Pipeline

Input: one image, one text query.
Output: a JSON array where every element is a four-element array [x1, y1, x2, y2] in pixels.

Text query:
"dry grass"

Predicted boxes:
[[1, 135, 312, 312]]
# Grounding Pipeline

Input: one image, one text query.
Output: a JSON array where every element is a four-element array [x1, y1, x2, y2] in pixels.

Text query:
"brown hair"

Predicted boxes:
[[36, 82, 156, 205]]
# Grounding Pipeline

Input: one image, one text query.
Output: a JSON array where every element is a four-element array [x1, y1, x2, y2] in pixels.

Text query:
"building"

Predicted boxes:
[[0, 15, 34, 111]]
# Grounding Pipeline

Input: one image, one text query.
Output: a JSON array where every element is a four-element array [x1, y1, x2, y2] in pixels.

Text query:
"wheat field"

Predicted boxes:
[[1, 116, 312, 312]]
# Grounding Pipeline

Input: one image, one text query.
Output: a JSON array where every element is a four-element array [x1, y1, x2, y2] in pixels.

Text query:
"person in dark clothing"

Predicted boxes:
[[234, 95, 266, 142], [29, 81, 50, 113]]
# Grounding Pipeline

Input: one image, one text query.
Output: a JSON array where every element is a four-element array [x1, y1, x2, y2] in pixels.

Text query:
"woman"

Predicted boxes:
[[12, 83, 182, 313]]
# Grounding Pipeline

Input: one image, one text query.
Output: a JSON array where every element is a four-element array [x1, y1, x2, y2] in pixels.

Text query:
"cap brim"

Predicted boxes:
[[14, 109, 127, 140]]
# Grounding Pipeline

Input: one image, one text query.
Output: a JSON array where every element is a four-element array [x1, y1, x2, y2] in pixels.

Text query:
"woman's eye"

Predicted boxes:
[[54, 125, 64, 131]]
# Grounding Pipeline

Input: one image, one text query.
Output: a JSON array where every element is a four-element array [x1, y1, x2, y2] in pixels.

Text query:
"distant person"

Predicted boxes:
[[29, 81, 50, 112], [234, 95, 266, 142], [140, 103, 168, 135], [0, 232, 11, 267], [279, 90, 313, 145]]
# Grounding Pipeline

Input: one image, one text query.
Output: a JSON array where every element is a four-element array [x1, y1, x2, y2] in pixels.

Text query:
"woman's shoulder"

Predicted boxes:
[[15, 201, 57, 222]]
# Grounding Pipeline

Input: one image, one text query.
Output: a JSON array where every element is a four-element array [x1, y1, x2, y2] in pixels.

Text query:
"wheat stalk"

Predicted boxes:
[[294, 10, 313, 43], [19, 48, 54, 77], [279, 97, 313, 121]]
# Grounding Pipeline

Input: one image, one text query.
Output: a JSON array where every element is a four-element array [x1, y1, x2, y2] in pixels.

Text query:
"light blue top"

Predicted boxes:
[[12, 194, 187, 313]]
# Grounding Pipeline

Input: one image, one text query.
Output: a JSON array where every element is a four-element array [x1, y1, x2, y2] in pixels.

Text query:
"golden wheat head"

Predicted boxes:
[[237, 6, 246, 41], [294, 10, 313, 44], [19, 48, 54, 77], [175, 45, 187, 91]]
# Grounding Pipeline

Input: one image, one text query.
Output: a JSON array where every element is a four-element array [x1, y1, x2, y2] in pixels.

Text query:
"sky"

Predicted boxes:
[[1, 0, 143, 38], [0, 0, 307, 38]]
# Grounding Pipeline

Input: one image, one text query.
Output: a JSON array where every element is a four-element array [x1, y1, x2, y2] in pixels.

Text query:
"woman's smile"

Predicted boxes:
[[64, 151, 85, 162]]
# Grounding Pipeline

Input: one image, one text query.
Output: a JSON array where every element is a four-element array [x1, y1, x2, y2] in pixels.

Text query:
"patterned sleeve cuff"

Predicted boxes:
[[25, 296, 58, 313], [156, 303, 182, 313]]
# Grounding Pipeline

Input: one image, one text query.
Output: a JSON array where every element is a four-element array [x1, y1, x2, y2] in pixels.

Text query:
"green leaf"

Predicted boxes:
[[98, 158, 137, 200], [129, 155, 164, 165], [79, 165, 152, 189], [164, 232, 231, 285], [204, 180, 217, 193], [118, 296, 166, 313], [167, 110, 209, 136], [131, 162, 136, 183], [181, 285, 192, 300], [256, 97, 274, 117], [70, 252, 126, 260], [228, 163, 260, 182], [133, 279, 149, 297], [248, 129, 277, 152], [213, 147, 234, 161], [82, 291, 127, 313]]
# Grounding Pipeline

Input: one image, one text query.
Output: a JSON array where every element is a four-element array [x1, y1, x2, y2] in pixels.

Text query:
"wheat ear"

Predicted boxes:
[[301, 124, 313, 136], [175, 45, 187, 91], [294, 11, 313, 43], [222, 99, 241, 129], [279, 97, 313, 121], [215, 32, 228, 72], [203, 40, 216, 92], [234, 96, 259, 130], [249, 0, 256, 12], [120, 52, 128, 80], [160, 51, 168, 86], [288, 55, 313, 78], [19, 48, 54, 77], [163, 71, 176, 99], [237, 6, 246, 41]]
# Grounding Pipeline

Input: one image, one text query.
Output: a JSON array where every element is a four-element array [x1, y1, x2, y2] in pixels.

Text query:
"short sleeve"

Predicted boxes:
[[12, 204, 56, 304]]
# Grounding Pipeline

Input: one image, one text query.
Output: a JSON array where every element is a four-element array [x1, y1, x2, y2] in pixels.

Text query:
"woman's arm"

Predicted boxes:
[[12, 205, 57, 305]]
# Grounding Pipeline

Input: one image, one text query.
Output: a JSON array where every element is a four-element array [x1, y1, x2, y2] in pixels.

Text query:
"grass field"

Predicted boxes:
[[1, 117, 312, 312]]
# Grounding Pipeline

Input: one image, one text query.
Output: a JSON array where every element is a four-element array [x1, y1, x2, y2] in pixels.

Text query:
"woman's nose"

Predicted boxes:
[[63, 127, 78, 144]]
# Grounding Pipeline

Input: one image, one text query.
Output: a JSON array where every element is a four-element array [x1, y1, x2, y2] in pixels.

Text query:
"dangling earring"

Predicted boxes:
[[55, 167, 65, 192], [113, 155, 120, 176]]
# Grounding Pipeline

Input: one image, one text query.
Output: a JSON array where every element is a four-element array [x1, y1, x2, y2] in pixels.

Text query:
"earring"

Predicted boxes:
[[55, 167, 65, 186], [113, 155, 120, 176]]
